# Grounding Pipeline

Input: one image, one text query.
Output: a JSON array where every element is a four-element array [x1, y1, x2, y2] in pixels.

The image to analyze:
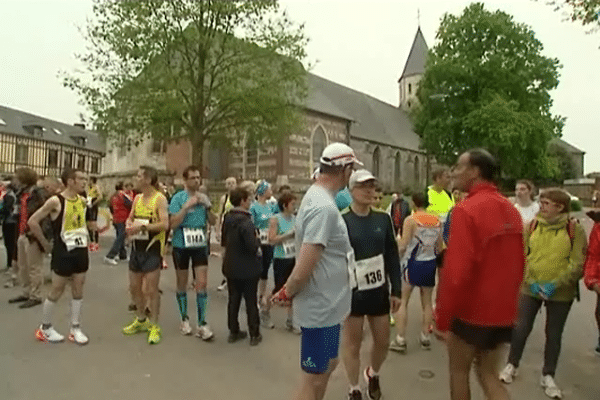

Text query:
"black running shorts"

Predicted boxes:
[[350, 287, 390, 317], [451, 319, 513, 351], [129, 250, 162, 273], [51, 248, 89, 277], [172, 247, 208, 270], [272, 257, 295, 294]]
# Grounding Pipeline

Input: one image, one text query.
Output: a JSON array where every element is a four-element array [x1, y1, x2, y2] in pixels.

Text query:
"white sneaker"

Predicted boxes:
[[217, 281, 227, 291], [180, 319, 192, 336], [35, 325, 65, 343], [541, 375, 562, 399], [499, 364, 517, 384], [68, 327, 89, 345], [420, 332, 431, 349], [196, 324, 214, 341], [103, 257, 118, 265]]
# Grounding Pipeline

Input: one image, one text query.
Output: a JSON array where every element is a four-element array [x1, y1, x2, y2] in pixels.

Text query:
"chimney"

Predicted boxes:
[[74, 123, 85, 129]]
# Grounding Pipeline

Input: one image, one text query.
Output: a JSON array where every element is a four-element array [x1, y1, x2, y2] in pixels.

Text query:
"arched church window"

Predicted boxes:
[[372, 147, 380, 178], [312, 126, 327, 166]]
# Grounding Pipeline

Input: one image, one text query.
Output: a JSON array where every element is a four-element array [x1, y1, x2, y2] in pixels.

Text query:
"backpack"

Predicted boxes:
[[528, 217, 580, 301]]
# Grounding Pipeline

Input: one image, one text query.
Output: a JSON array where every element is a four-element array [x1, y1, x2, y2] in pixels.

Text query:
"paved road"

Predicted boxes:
[[1, 229, 600, 400]]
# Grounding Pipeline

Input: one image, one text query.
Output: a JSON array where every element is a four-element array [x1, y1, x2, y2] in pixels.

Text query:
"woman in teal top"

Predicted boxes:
[[268, 191, 298, 332], [249, 180, 279, 328]]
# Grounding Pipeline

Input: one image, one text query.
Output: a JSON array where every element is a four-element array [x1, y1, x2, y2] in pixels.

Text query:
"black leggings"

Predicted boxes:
[[227, 277, 260, 338], [2, 222, 17, 267], [508, 294, 573, 377]]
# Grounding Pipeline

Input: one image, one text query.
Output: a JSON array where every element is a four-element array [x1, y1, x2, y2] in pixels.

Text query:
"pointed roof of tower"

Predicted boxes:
[[398, 27, 429, 82]]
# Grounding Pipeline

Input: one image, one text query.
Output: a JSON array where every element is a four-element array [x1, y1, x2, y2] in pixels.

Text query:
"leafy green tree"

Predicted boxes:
[[546, 0, 600, 27], [63, 0, 308, 167], [414, 3, 565, 179]]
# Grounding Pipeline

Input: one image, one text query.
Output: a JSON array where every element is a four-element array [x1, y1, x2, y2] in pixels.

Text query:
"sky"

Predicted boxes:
[[1, 0, 598, 173]]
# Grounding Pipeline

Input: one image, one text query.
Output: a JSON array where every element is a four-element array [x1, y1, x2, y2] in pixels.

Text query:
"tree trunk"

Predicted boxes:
[[191, 134, 206, 179]]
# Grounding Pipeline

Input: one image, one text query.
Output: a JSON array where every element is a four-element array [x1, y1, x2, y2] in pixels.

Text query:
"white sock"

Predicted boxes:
[[41, 299, 55, 326], [71, 299, 83, 327]]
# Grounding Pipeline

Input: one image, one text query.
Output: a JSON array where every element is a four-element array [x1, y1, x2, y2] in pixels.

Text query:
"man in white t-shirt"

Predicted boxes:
[[514, 179, 539, 225], [272, 142, 362, 400]]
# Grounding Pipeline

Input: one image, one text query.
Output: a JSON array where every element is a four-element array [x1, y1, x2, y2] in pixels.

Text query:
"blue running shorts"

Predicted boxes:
[[300, 324, 341, 374], [403, 258, 437, 287]]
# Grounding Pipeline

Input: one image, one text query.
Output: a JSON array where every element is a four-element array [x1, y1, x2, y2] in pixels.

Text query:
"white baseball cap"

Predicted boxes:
[[320, 142, 363, 167], [349, 169, 377, 189]]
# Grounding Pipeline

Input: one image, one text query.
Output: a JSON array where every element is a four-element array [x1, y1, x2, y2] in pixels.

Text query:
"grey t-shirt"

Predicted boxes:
[[293, 185, 352, 328]]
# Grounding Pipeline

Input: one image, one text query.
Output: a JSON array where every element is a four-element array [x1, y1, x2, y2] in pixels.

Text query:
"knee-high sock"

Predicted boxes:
[[196, 291, 207, 326], [176, 292, 188, 321], [71, 299, 83, 327], [42, 299, 56, 327]]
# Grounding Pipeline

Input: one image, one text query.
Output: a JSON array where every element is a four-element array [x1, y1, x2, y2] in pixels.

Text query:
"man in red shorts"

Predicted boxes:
[[435, 148, 525, 400]]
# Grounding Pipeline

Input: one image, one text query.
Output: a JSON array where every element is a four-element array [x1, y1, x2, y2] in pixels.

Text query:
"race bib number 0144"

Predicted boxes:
[[183, 227, 206, 248]]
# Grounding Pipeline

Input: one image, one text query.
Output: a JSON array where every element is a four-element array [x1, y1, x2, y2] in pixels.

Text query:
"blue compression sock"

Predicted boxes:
[[196, 291, 207, 326], [176, 291, 188, 321]]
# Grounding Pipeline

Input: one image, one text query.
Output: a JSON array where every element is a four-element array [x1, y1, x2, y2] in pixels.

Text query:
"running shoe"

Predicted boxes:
[[180, 319, 192, 336], [499, 364, 517, 384], [541, 375, 562, 399], [148, 324, 162, 344], [35, 325, 65, 343], [389, 336, 407, 353], [249, 334, 263, 346], [389, 315, 395, 326], [348, 389, 363, 400], [122, 318, 151, 335], [260, 310, 274, 329], [196, 324, 215, 341], [217, 280, 227, 291], [103, 257, 118, 265], [419, 332, 431, 350], [161, 259, 168, 269], [228, 330, 248, 343], [364, 367, 381, 400], [68, 327, 89, 345]]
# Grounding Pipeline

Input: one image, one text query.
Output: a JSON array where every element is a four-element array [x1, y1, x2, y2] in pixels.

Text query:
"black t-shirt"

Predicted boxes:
[[342, 207, 401, 298]]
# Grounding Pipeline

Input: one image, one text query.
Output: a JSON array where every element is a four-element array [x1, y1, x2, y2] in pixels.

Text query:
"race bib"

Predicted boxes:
[[62, 227, 88, 252], [282, 239, 295, 258], [131, 219, 149, 241], [86, 197, 93, 208], [355, 254, 385, 291], [259, 229, 269, 245], [183, 227, 206, 248]]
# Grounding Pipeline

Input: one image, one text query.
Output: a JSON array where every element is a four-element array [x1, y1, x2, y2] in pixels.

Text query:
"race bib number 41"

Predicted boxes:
[[355, 254, 385, 291], [183, 227, 206, 248], [63, 227, 88, 252], [131, 219, 150, 241]]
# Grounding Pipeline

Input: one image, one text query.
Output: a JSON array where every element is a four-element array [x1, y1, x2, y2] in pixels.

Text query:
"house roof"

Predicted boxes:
[[398, 27, 429, 81], [0, 105, 105, 154], [306, 73, 422, 151], [551, 138, 584, 155]]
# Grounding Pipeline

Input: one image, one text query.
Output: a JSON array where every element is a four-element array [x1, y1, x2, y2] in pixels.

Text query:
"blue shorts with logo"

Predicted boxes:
[[300, 324, 341, 374], [402, 258, 437, 287]]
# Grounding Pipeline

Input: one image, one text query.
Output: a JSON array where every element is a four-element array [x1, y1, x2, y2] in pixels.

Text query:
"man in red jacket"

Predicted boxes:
[[584, 210, 600, 355], [435, 149, 525, 400], [104, 182, 133, 264]]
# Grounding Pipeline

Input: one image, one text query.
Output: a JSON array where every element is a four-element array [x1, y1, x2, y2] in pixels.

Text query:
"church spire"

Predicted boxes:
[[398, 27, 429, 82]]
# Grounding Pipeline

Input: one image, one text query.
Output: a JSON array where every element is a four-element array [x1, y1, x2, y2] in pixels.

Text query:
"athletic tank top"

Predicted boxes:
[[273, 213, 296, 259], [52, 194, 89, 253], [132, 191, 166, 254], [401, 212, 441, 265]]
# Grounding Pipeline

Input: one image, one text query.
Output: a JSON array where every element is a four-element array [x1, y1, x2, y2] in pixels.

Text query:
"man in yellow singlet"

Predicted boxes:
[[122, 166, 169, 345], [28, 168, 92, 345]]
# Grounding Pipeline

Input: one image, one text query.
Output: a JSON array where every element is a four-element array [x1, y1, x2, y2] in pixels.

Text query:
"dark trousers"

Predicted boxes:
[[106, 222, 127, 260], [595, 294, 600, 337], [2, 222, 17, 267], [508, 294, 573, 377], [227, 277, 260, 338]]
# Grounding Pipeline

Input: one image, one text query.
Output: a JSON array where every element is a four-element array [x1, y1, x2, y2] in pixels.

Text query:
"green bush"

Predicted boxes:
[[571, 200, 582, 212]]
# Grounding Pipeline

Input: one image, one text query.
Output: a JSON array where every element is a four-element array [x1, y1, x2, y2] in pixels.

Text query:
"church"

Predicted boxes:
[[102, 27, 584, 193]]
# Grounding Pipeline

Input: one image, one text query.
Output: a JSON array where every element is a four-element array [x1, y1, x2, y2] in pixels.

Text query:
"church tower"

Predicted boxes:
[[398, 27, 428, 112]]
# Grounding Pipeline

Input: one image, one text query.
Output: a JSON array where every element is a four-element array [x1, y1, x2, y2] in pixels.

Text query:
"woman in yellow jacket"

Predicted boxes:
[[499, 188, 586, 399]]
